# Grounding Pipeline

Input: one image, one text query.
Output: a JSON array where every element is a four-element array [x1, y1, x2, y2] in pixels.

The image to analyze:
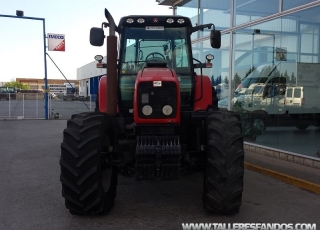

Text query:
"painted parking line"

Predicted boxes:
[[244, 162, 320, 195]]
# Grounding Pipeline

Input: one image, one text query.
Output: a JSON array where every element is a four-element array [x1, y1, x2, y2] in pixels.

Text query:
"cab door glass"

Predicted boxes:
[[174, 39, 189, 68]]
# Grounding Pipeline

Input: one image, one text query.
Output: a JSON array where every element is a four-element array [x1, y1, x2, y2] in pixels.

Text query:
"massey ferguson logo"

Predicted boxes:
[[153, 81, 162, 87]]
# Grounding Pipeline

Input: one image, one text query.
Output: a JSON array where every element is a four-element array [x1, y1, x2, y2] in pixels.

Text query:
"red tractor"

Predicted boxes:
[[60, 8, 244, 215]]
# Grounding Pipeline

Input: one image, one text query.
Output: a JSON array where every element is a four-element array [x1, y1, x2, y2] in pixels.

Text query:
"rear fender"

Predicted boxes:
[[98, 75, 120, 114], [193, 75, 212, 111], [99, 76, 107, 113]]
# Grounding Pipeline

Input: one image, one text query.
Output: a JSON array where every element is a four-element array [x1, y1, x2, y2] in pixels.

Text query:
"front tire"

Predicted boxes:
[[203, 110, 244, 214], [60, 111, 118, 215]]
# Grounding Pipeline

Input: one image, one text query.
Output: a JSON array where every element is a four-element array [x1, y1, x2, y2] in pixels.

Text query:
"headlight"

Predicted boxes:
[[142, 105, 152, 116], [162, 105, 173, 115], [94, 55, 103, 62], [206, 54, 214, 61]]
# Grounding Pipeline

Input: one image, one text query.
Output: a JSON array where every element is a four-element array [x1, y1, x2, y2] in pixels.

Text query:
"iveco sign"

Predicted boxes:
[[49, 34, 64, 39], [48, 33, 65, 51]]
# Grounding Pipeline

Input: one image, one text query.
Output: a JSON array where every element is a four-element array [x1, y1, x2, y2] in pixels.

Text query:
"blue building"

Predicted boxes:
[[77, 56, 106, 101]]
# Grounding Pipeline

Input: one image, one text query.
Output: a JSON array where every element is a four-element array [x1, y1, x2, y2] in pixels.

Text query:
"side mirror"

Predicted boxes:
[[210, 30, 221, 49], [90, 27, 105, 46]]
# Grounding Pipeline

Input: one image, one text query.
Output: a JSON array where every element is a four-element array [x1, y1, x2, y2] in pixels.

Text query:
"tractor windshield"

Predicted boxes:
[[119, 26, 193, 109], [120, 26, 191, 73]]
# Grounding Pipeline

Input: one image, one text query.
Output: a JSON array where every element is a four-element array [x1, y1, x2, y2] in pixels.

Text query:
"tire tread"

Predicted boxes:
[[203, 110, 244, 215]]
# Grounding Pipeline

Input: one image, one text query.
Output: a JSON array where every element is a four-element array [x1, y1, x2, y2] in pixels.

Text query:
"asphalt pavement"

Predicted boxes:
[[0, 120, 319, 230]]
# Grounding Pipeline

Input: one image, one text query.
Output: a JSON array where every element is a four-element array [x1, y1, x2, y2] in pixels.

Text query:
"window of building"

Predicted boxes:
[[282, 0, 317, 11], [235, 0, 279, 26]]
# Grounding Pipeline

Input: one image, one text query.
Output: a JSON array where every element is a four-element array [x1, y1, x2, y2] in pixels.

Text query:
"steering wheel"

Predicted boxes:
[[145, 52, 166, 61]]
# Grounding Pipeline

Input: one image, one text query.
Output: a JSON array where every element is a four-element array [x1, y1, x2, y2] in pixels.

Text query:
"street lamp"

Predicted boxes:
[[0, 11, 49, 119], [16, 10, 24, 16], [253, 29, 276, 108]]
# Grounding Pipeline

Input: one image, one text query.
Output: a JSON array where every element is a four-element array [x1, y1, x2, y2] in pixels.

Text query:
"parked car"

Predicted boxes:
[[0, 87, 17, 100]]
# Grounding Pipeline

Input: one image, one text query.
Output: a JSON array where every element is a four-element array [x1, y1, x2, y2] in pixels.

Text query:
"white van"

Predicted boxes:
[[284, 86, 320, 114], [260, 84, 286, 112], [242, 83, 265, 108], [234, 63, 288, 94]]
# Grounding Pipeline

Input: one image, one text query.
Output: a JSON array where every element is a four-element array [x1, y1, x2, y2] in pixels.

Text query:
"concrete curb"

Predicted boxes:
[[244, 143, 320, 170], [244, 162, 320, 195]]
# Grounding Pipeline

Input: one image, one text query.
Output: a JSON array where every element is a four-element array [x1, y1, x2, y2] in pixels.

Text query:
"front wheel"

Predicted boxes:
[[203, 110, 244, 214], [60, 111, 118, 215]]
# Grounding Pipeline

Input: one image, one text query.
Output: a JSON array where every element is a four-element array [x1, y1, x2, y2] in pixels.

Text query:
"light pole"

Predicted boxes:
[[0, 11, 49, 119], [253, 29, 275, 66], [253, 29, 276, 109]]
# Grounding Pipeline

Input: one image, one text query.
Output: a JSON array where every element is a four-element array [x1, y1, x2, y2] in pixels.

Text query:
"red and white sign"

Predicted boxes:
[[48, 33, 65, 51]]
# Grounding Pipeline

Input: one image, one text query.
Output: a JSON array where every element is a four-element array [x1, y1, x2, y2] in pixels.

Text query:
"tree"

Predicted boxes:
[[233, 73, 242, 89], [211, 75, 215, 86], [290, 72, 296, 84], [4, 81, 29, 90], [244, 66, 256, 78], [224, 76, 229, 84], [216, 76, 222, 85]]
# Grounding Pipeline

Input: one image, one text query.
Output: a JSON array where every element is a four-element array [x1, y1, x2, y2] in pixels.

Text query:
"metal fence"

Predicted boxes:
[[0, 93, 96, 120]]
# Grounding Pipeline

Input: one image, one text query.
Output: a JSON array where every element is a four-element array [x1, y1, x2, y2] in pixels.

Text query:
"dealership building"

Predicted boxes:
[[77, 0, 320, 160]]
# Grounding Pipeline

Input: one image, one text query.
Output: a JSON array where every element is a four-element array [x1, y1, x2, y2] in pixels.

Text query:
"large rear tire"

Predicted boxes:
[[203, 110, 244, 214], [60, 111, 118, 215]]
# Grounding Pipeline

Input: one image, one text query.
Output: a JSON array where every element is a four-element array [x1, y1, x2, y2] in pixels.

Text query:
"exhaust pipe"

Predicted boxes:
[[105, 8, 118, 116]]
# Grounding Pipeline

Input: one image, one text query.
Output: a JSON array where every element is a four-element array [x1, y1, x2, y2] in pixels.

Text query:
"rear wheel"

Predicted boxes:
[[60, 111, 118, 215], [203, 110, 244, 214]]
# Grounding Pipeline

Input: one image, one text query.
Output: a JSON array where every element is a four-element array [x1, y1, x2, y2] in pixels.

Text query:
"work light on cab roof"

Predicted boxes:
[[126, 18, 134, 23], [177, 18, 185, 24], [166, 18, 174, 23], [137, 18, 145, 23]]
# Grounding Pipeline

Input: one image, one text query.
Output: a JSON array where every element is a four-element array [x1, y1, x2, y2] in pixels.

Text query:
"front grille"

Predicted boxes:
[[135, 125, 179, 135], [138, 82, 177, 118]]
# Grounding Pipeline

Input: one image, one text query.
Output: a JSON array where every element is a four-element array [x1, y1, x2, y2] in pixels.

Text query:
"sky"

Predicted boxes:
[[0, 0, 173, 83]]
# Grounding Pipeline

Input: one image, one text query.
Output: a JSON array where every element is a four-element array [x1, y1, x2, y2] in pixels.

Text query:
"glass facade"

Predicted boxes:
[[235, 0, 279, 25], [174, 0, 320, 158], [282, 0, 316, 11], [176, 0, 231, 39]]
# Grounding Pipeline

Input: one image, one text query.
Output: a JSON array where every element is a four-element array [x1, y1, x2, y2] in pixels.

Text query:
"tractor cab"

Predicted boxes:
[[118, 18, 193, 110], [90, 12, 221, 114]]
